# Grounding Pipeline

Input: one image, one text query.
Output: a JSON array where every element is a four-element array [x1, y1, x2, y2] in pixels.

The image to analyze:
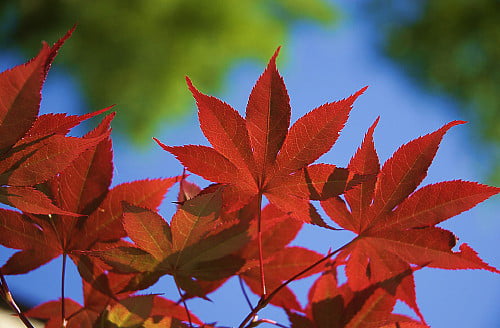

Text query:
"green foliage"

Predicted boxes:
[[363, 0, 500, 183], [0, 0, 337, 142]]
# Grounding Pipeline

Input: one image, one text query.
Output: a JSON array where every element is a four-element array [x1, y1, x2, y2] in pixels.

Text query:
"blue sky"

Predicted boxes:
[[0, 2, 498, 327]]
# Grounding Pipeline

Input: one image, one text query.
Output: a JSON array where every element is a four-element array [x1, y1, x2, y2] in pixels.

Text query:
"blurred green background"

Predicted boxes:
[[2, 0, 497, 181], [0, 0, 337, 142], [361, 0, 500, 183]]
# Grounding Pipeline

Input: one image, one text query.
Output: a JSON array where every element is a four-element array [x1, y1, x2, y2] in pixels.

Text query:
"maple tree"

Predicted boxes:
[[0, 30, 498, 328]]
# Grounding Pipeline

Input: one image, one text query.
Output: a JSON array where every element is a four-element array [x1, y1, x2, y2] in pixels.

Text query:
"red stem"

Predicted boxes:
[[256, 192, 266, 297]]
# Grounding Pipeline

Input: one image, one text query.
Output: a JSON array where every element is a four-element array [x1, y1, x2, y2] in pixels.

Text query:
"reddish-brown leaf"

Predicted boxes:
[[95, 245, 158, 274], [48, 113, 115, 216], [0, 117, 177, 275], [0, 133, 108, 186], [0, 186, 79, 216], [0, 209, 60, 274], [274, 86, 367, 177], [245, 47, 290, 176], [344, 244, 423, 321], [97, 190, 248, 297], [290, 267, 422, 328], [367, 120, 465, 230], [24, 106, 113, 139], [188, 77, 256, 187], [266, 164, 353, 201], [344, 117, 380, 231], [170, 190, 221, 251], [0, 29, 73, 152], [372, 180, 500, 232], [321, 121, 500, 319], [156, 142, 246, 188], [265, 191, 330, 228], [167, 191, 249, 280], [156, 50, 365, 225], [76, 177, 178, 249], [122, 203, 173, 261], [0, 113, 115, 270]]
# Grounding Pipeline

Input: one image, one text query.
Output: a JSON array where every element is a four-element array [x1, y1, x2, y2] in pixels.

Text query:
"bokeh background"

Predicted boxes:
[[0, 1, 498, 327]]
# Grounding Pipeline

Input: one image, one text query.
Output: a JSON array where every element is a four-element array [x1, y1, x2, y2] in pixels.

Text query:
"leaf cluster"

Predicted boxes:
[[0, 30, 498, 328]]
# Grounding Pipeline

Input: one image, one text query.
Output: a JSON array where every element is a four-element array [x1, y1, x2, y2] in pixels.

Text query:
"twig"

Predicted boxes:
[[0, 271, 36, 328], [238, 238, 355, 328], [244, 317, 290, 328], [174, 277, 193, 328], [258, 318, 289, 328], [239, 276, 254, 311]]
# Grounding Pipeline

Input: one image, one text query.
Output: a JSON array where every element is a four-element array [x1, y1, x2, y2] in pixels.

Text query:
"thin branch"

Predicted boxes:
[[174, 277, 193, 328], [0, 272, 36, 328], [239, 276, 254, 311], [244, 317, 290, 328], [238, 238, 356, 328]]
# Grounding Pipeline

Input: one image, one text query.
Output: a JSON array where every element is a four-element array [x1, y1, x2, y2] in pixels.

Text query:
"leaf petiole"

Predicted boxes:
[[61, 252, 67, 327], [175, 277, 193, 328], [256, 192, 266, 297]]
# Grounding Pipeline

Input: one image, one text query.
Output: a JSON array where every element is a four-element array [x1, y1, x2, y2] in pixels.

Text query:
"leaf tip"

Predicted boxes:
[[153, 137, 168, 151], [355, 85, 369, 97], [435, 120, 467, 136], [185, 76, 201, 98], [267, 46, 282, 69]]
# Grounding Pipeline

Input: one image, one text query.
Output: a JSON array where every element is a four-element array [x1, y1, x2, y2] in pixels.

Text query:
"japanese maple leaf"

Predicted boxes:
[[320, 119, 500, 318], [155, 48, 366, 226], [288, 268, 429, 328], [96, 189, 250, 297], [0, 113, 178, 275], [0, 28, 112, 215]]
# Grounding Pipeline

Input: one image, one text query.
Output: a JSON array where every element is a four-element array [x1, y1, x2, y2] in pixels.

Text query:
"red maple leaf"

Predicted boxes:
[[155, 48, 366, 227], [288, 267, 429, 328], [95, 188, 250, 297], [320, 118, 500, 319], [0, 113, 178, 275], [0, 28, 112, 216]]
